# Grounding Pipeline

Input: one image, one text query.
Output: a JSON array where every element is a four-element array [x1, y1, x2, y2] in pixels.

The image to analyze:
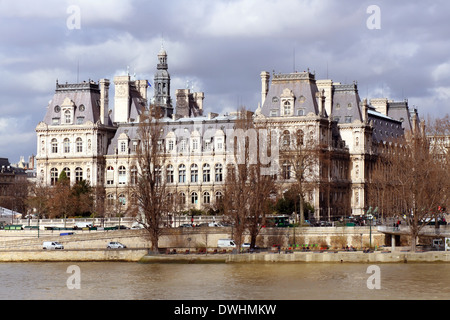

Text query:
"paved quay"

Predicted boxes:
[[1, 248, 450, 263], [138, 250, 450, 264]]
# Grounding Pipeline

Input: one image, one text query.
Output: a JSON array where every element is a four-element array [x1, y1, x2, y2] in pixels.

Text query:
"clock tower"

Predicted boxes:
[[153, 46, 173, 117]]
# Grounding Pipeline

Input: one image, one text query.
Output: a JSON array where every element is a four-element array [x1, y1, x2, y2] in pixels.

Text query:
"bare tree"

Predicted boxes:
[[280, 126, 321, 223], [377, 117, 449, 251], [223, 109, 253, 251], [223, 108, 277, 251], [134, 106, 168, 253]]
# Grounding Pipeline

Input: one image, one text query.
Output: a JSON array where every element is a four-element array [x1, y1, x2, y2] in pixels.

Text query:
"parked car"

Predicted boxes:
[[179, 224, 193, 228], [43, 241, 64, 250], [107, 241, 127, 249]]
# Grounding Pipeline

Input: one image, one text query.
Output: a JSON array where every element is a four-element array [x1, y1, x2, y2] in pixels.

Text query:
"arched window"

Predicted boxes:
[[191, 192, 198, 205], [296, 130, 304, 146], [64, 110, 71, 124], [203, 163, 211, 182], [283, 101, 291, 116], [106, 166, 114, 185], [63, 138, 70, 153], [51, 138, 58, 153], [130, 166, 138, 185], [107, 194, 115, 206], [76, 137, 83, 153], [50, 168, 58, 185], [215, 163, 223, 182], [203, 192, 210, 204], [178, 164, 186, 183], [179, 192, 186, 206], [62, 167, 71, 180], [118, 166, 126, 185], [166, 165, 174, 184], [215, 191, 223, 204], [190, 164, 198, 183], [118, 194, 126, 206], [75, 167, 83, 182], [282, 130, 290, 148]]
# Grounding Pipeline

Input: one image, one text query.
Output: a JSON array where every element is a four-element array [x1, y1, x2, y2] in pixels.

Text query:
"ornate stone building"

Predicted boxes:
[[35, 50, 421, 221]]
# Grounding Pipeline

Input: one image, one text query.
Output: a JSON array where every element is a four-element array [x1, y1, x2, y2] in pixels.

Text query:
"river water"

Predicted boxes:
[[0, 262, 449, 301]]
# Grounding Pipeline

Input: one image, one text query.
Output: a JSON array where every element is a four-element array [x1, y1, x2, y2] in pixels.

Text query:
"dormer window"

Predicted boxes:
[[283, 101, 292, 116], [280, 88, 295, 117], [64, 110, 72, 124]]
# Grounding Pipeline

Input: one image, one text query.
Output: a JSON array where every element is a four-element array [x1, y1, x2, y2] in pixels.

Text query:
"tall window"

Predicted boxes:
[[106, 166, 114, 185], [215, 191, 223, 204], [190, 164, 198, 183], [283, 101, 291, 116], [215, 163, 223, 182], [179, 192, 186, 206], [179, 139, 187, 152], [191, 192, 198, 205], [120, 141, 127, 153], [130, 166, 138, 185], [155, 166, 162, 185], [118, 166, 126, 185], [76, 138, 83, 153], [64, 110, 71, 124], [203, 192, 210, 204], [50, 168, 58, 185], [203, 163, 211, 182], [63, 138, 70, 153], [118, 194, 126, 206], [296, 130, 304, 146], [107, 194, 114, 207], [166, 165, 174, 184], [178, 164, 186, 183], [168, 139, 174, 152], [282, 161, 291, 180], [192, 139, 199, 151], [282, 130, 290, 148], [62, 167, 71, 181], [51, 139, 58, 153], [75, 167, 83, 182]]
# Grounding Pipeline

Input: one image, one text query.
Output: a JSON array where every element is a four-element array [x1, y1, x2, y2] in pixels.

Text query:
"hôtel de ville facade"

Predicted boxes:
[[35, 47, 422, 222]]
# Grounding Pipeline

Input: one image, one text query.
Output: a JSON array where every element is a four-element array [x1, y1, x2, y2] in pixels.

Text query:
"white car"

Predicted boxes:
[[43, 241, 64, 250], [107, 241, 127, 249]]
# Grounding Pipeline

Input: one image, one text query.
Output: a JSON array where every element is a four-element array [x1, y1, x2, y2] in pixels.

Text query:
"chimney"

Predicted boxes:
[[113, 75, 130, 123], [100, 79, 110, 125], [136, 80, 148, 101], [361, 98, 369, 124], [260, 71, 270, 106], [370, 98, 388, 116]]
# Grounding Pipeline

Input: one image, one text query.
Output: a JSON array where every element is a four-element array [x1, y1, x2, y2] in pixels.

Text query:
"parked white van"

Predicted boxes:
[[217, 239, 236, 248], [42, 241, 64, 250]]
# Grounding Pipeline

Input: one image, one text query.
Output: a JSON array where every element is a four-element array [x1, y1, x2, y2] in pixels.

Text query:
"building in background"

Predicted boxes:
[[35, 50, 422, 221]]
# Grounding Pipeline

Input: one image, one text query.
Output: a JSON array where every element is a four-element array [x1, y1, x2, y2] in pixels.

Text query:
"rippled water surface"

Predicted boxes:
[[0, 262, 449, 300]]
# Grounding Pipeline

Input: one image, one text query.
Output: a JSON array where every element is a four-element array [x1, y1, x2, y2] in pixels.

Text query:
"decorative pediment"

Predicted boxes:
[[118, 132, 129, 140], [281, 88, 295, 99], [36, 121, 48, 130], [61, 97, 75, 108]]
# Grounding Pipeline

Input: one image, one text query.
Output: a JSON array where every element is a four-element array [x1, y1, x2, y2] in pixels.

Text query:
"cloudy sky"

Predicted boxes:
[[1, 0, 449, 164]]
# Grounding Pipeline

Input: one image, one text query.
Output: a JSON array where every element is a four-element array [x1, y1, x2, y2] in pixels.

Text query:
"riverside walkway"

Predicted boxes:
[[377, 224, 450, 251], [378, 225, 450, 237]]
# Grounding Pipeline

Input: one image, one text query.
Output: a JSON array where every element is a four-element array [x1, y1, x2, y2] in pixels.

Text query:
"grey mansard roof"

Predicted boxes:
[[331, 83, 363, 123], [42, 81, 113, 126], [260, 72, 320, 117]]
